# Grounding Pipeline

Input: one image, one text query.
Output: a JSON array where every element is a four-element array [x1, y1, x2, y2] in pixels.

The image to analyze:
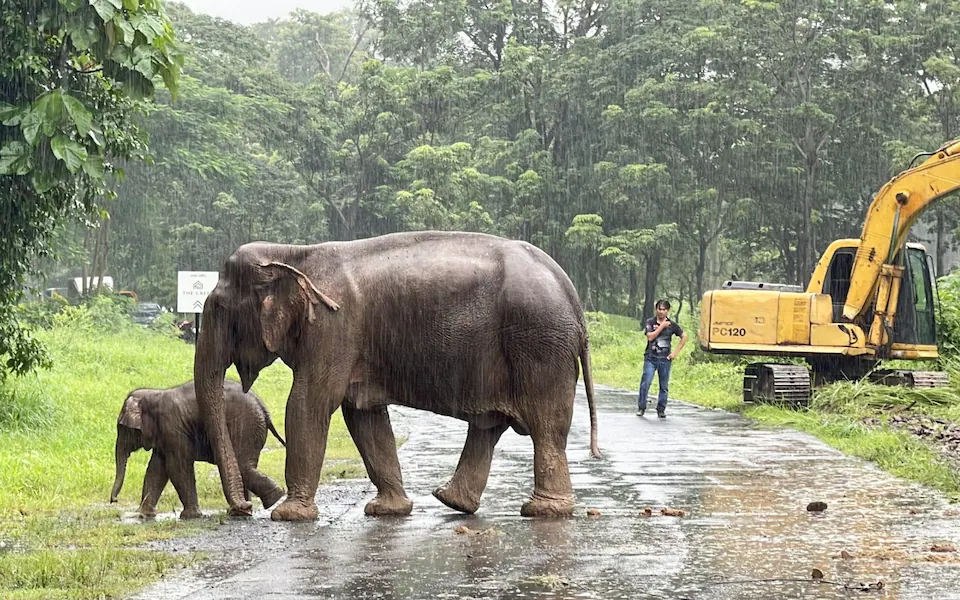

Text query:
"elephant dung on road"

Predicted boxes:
[[110, 380, 286, 519], [194, 230, 601, 522]]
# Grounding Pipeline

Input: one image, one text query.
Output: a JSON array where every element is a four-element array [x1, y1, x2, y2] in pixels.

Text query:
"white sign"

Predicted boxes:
[[177, 271, 220, 313]]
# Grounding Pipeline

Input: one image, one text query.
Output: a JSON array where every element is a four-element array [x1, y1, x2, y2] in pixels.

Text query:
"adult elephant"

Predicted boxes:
[[195, 230, 601, 522]]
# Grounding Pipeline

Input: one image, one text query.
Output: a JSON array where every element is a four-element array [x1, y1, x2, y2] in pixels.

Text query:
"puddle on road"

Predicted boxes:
[[134, 386, 960, 599]]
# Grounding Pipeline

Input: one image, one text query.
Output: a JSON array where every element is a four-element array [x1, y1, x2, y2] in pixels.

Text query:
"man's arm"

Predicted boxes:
[[646, 319, 670, 342], [668, 331, 688, 360]]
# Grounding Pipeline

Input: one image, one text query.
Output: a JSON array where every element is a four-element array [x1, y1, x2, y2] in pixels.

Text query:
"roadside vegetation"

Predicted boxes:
[[0, 297, 361, 599]]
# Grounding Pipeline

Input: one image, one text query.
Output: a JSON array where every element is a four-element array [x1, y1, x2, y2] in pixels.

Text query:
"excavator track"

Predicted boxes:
[[868, 369, 950, 388], [743, 363, 811, 406]]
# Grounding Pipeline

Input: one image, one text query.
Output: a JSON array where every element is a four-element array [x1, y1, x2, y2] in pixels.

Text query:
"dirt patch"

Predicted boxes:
[[885, 413, 960, 470], [888, 414, 960, 445]]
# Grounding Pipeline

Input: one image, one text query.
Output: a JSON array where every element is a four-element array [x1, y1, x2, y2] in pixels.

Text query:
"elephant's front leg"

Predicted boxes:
[[271, 375, 338, 522], [342, 404, 412, 516], [434, 423, 507, 514], [138, 452, 168, 518]]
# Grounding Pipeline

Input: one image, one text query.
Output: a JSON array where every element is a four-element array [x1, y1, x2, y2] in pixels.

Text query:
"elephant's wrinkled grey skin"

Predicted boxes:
[[109, 380, 286, 519], [194, 230, 601, 522]]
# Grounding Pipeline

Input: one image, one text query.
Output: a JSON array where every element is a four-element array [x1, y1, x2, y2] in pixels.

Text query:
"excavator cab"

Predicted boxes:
[[817, 242, 938, 348]]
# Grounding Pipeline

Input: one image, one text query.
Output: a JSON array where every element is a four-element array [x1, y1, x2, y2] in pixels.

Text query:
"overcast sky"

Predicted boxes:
[[177, 0, 353, 24]]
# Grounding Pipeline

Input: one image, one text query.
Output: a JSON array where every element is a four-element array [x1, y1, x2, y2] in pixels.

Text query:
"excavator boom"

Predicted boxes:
[[843, 139, 960, 321]]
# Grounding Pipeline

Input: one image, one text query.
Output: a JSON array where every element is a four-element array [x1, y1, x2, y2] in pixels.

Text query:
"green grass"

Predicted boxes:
[[0, 312, 361, 600], [586, 310, 960, 499]]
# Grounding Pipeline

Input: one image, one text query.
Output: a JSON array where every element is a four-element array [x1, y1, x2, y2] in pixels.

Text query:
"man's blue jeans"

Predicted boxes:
[[638, 356, 671, 412]]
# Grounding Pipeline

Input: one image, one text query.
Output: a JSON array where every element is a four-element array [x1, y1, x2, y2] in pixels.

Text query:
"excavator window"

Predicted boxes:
[[822, 248, 856, 321], [893, 247, 937, 346]]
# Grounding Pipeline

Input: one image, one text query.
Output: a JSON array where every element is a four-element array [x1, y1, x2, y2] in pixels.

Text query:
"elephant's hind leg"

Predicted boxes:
[[520, 425, 575, 517], [520, 390, 575, 518], [166, 454, 203, 519], [434, 422, 507, 514], [341, 404, 413, 516]]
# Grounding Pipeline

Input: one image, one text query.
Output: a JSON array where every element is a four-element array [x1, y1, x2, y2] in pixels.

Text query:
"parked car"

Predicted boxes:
[[131, 302, 162, 326]]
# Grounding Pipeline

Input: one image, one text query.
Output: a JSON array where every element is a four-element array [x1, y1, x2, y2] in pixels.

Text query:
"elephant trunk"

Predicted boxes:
[[195, 298, 251, 516], [110, 430, 133, 503]]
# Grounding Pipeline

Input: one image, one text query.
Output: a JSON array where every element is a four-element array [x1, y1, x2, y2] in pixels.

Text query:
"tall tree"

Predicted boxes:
[[0, 0, 181, 376]]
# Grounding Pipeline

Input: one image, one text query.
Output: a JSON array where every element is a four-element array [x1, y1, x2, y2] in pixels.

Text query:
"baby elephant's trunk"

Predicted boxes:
[[110, 429, 135, 503]]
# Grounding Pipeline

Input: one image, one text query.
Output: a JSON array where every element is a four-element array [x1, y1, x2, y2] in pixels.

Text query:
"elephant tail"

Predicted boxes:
[[580, 336, 602, 459], [265, 411, 286, 447]]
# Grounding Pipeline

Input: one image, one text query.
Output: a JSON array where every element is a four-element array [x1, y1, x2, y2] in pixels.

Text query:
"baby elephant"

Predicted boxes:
[[109, 380, 286, 519]]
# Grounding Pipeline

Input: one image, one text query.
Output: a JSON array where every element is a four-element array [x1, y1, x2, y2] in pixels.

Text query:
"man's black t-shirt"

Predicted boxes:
[[643, 317, 684, 358]]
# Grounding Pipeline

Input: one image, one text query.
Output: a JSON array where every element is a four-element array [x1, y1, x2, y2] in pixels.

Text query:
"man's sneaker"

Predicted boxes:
[[636, 408, 645, 417], [657, 409, 666, 419]]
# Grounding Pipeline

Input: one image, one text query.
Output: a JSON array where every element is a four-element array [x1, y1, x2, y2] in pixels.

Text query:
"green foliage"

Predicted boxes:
[[9, 0, 960, 409], [938, 271, 960, 354], [0, 0, 181, 380], [14, 295, 70, 330], [49, 295, 136, 333]]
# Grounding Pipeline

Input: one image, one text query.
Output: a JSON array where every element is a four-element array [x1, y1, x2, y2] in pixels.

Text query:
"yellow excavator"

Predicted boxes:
[[699, 138, 960, 405]]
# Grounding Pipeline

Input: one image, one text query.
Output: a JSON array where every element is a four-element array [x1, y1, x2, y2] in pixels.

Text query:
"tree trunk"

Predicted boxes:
[[591, 248, 601, 311], [675, 283, 685, 319], [81, 228, 91, 297], [96, 219, 110, 294], [707, 232, 722, 290], [779, 227, 796, 285], [695, 231, 707, 300], [628, 266, 638, 319], [642, 252, 661, 320], [90, 222, 103, 296], [798, 154, 818, 284]]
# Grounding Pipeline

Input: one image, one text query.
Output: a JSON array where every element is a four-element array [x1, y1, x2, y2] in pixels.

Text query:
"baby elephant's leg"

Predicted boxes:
[[165, 453, 202, 519], [241, 460, 285, 509], [138, 453, 168, 518]]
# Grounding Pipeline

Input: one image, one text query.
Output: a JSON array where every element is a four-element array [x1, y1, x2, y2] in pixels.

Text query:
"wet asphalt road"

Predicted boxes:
[[133, 385, 960, 599]]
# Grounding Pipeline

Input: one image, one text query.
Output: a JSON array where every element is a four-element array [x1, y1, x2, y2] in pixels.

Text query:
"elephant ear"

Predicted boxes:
[[260, 293, 295, 353], [138, 397, 159, 449], [118, 396, 142, 430], [258, 261, 339, 353]]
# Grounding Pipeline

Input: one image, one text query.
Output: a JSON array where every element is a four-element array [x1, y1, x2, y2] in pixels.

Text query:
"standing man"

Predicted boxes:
[[638, 299, 687, 418]]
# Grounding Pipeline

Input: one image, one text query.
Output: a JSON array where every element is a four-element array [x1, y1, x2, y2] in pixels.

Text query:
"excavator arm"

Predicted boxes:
[[843, 139, 960, 344]]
